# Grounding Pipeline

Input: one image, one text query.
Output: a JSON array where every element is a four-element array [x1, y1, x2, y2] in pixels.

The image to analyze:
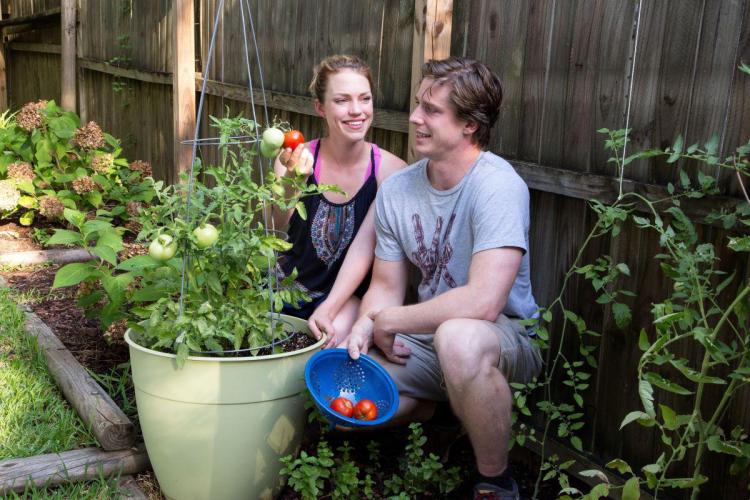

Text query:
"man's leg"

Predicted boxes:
[[433, 318, 510, 476]]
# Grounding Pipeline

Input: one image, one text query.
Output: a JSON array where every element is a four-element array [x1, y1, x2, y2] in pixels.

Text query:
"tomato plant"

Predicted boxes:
[[353, 399, 378, 420], [283, 130, 305, 150], [330, 397, 354, 418], [148, 234, 177, 261], [193, 223, 219, 248]]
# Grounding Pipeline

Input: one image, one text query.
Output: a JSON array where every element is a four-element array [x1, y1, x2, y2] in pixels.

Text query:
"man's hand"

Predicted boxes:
[[345, 315, 375, 360], [308, 300, 338, 349], [372, 308, 411, 365], [278, 143, 313, 177]]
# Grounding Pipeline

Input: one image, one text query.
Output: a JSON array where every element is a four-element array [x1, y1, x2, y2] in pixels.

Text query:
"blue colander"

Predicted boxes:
[[304, 349, 399, 427]]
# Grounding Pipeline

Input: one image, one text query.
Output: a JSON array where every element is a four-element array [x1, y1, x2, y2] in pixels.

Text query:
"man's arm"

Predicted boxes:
[[373, 247, 522, 353], [345, 256, 410, 359]]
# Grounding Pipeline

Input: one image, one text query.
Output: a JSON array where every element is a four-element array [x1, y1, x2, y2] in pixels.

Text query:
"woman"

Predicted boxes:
[[271, 55, 405, 348]]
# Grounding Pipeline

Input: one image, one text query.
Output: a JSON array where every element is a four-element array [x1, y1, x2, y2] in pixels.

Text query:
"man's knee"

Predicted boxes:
[[434, 319, 496, 380]]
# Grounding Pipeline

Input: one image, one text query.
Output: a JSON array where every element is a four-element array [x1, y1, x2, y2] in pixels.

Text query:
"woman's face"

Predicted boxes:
[[315, 69, 373, 142]]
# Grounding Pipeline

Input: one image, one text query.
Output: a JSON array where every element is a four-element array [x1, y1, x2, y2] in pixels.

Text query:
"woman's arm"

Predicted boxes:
[[308, 204, 376, 341]]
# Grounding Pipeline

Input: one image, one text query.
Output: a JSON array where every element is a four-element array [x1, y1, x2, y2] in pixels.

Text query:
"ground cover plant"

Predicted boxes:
[[0, 287, 130, 498], [0, 287, 97, 459]]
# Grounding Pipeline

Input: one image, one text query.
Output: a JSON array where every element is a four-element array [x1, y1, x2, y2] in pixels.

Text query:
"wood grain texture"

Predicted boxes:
[[0, 444, 148, 494], [22, 308, 136, 451]]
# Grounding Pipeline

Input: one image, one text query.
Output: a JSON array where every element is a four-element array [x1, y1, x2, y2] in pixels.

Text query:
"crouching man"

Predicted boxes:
[[344, 57, 542, 500]]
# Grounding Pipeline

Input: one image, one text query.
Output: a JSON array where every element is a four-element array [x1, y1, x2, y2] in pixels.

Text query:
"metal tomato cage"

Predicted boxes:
[[177, 0, 293, 355]]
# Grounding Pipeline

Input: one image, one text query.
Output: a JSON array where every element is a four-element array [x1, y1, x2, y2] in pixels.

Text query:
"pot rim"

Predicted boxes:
[[124, 322, 326, 363]]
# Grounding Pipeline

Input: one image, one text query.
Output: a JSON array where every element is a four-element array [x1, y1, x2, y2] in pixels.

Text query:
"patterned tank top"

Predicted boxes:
[[278, 139, 381, 317]]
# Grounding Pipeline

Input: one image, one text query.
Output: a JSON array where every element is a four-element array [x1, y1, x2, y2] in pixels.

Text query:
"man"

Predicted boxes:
[[343, 57, 542, 500]]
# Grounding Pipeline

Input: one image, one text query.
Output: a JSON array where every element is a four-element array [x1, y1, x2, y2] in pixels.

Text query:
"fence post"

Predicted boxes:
[[173, 0, 195, 183], [0, 0, 7, 111], [408, 0, 453, 164], [60, 0, 76, 112]]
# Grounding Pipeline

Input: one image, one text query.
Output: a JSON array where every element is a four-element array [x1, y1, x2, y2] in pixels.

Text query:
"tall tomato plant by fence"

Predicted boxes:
[[513, 64, 750, 500]]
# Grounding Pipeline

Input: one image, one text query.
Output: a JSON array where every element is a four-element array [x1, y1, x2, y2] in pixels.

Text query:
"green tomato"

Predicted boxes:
[[149, 234, 177, 262], [261, 127, 285, 149], [259, 138, 281, 159], [193, 223, 219, 248]]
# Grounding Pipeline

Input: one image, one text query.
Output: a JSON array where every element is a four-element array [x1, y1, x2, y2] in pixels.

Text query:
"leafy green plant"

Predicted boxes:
[[49, 113, 336, 364], [513, 118, 750, 499], [0, 100, 155, 226], [383, 423, 462, 498], [279, 439, 335, 499]]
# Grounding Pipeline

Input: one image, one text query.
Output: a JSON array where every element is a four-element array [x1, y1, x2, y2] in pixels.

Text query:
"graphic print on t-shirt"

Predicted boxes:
[[310, 201, 356, 267], [411, 213, 457, 294]]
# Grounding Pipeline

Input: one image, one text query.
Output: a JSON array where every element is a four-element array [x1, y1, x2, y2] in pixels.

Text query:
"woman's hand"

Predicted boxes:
[[308, 300, 338, 349], [278, 143, 313, 177], [345, 315, 375, 360]]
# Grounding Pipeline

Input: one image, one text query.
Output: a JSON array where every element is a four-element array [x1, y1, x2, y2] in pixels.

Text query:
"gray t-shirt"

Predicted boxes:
[[374, 151, 538, 319]]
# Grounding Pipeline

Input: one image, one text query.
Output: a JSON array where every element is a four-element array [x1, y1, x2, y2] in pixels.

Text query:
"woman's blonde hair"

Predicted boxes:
[[309, 55, 374, 103]]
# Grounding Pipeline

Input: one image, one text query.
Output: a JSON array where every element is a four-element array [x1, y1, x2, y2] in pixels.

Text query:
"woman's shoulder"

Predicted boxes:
[[374, 147, 407, 185]]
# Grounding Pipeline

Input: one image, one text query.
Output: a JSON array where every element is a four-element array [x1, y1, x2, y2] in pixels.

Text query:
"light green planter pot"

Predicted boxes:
[[125, 315, 323, 500]]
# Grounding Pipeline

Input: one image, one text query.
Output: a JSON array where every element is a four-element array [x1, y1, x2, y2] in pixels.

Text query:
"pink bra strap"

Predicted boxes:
[[309, 139, 321, 183], [368, 143, 382, 181]]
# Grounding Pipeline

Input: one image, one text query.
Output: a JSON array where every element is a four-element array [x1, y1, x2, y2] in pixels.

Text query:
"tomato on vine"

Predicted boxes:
[[149, 234, 177, 262], [193, 223, 219, 248], [283, 130, 304, 150]]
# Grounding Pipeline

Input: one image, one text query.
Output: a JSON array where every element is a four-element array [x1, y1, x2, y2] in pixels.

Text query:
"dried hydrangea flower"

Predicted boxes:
[[104, 319, 128, 343], [38, 195, 64, 219], [16, 100, 47, 131], [91, 153, 114, 174], [7, 161, 34, 181], [72, 121, 105, 150], [124, 219, 142, 234], [72, 175, 96, 194], [128, 160, 153, 179], [126, 200, 142, 217], [0, 180, 21, 212]]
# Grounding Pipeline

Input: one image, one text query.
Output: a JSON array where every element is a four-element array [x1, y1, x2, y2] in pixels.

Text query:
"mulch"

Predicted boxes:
[[0, 230, 568, 500]]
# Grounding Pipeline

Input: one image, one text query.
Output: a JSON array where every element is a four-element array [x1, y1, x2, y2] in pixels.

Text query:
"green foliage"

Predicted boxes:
[[0, 99, 155, 226], [280, 424, 461, 499], [0, 288, 97, 459], [49, 113, 337, 362], [520, 119, 750, 500], [383, 423, 462, 498]]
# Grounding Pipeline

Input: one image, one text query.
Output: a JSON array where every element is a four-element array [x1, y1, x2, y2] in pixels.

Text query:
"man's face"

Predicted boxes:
[[409, 78, 475, 160]]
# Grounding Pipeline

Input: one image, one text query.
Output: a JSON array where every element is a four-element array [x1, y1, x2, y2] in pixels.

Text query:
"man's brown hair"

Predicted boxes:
[[421, 57, 503, 148]]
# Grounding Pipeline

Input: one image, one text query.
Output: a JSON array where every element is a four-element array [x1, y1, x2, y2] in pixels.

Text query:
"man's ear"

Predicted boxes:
[[463, 121, 479, 136], [314, 99, 325, 118]]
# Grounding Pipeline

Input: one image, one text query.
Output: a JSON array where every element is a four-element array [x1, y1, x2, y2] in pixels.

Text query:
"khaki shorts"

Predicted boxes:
[[368, 314, 543, 402]]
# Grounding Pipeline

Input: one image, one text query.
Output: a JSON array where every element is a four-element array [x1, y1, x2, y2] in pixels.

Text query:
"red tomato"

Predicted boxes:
[[353, 399, 378, 420], [330, 397, 354, 418], [283, 130, 305, 150]]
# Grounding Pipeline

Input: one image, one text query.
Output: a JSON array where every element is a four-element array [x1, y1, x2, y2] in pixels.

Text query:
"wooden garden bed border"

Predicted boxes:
[[0, 247, 93, 266], [0, 275, 136, 451], [0, 444, 148, 495]]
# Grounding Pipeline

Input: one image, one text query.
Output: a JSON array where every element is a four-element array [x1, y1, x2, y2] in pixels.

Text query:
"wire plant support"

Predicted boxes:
[[176, 0, 287, 355]]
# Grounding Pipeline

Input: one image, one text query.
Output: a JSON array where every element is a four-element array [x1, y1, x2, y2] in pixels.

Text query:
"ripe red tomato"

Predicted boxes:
[[353, 399, 378, 420], [283, 129, 305, 150], [330, 397, 354, 418]]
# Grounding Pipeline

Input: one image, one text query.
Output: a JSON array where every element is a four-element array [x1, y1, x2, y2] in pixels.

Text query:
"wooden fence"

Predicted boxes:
[[1, 0, 748, 497]]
